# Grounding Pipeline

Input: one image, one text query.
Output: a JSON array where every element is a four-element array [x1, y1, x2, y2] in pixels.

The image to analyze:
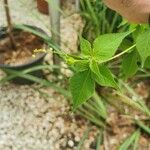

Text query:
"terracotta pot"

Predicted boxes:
[[37, 0, 49, 14]]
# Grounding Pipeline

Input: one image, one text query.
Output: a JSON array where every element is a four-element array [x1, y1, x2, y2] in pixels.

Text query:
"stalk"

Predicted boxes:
[[4, 0, 16, 49], [99, 44, 136, 64], [48, 0, 60, 65]]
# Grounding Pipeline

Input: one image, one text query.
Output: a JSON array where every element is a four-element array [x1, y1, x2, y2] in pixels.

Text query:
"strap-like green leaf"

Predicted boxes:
[[118, 130, 140, 150]]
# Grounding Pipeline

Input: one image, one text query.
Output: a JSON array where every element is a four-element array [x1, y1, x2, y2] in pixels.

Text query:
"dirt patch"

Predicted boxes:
[[0, 30, 44, 66]]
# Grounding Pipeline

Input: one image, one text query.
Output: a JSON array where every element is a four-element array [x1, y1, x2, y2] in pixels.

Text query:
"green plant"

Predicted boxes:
[[69, 27, 150, 111], [76, 128, 91, 150], [9, 24, 150, 113], [121, 24, 150, 79], [118, 122, 150, 150], [69, 31, 133, 110], [80, 0, 123, 41], [118, 130, 141, 150]]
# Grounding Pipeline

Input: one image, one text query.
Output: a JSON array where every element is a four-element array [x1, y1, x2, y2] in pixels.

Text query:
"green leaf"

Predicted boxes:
[[14, 24, 50, 42], [119, 39, 133, 51], [90, 62, 118, 89], [144, 56, 150, 68], [132, 25, 145, 41], [136, 29, 150, 66], [96, 131, 103, 150], [70, 70, 95, 109], [118, 130, 140, 150], [93, 31, 131, 61], [122, 50, 138, 79], [0, 68, 71, 98], [133, 130, 140, 150], [73, 60, 89, 72], [89, 60, 102, 77], [135, 120, 150, 135], [80, 37, 92, 56]]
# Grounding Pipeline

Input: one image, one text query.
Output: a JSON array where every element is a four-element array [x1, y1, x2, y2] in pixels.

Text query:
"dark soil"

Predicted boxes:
[[0, 30, 44, 66]]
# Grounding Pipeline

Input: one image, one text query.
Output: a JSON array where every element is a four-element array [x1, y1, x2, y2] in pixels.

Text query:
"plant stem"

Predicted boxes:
[[99, 44, 136, 64], [116, 91, 150, 117], [4, 0, 16, 49], [48, 0, 61, 65]]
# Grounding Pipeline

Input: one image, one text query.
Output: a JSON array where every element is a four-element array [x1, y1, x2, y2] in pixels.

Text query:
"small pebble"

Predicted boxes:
[[68, 140, 74, 147], [74, 136, 80, 142]]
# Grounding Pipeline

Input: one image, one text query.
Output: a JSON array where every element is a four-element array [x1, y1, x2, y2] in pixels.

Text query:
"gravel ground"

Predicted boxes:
[[0, 84, 98, 150]]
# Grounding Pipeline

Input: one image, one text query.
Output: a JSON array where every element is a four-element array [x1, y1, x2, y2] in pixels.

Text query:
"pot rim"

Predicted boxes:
[[0, 24, 47, 69]]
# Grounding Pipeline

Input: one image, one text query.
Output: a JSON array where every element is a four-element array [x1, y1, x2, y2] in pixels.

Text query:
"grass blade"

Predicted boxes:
[[135, 120, 150, 135], [93, 92, 107, 119], [76, 128, 91, 150], [14, 24, 50, 42], [133, 130, 141, 150], [0, 69, 71, 98], [118, 130, 140, 150], [0, 65, 59, 84], [96, 131, 103, 150]]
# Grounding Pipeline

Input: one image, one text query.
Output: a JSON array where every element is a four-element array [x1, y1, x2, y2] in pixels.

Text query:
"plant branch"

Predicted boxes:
[[4, 0, 16, 49]]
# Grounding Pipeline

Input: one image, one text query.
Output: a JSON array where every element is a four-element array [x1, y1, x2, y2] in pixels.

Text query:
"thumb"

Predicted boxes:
[[103, 0, 150, 23]]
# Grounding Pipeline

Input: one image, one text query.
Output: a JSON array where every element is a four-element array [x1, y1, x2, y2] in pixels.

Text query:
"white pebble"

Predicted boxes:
[[75, 136, 80, 142], [68, 140, 74, 147]]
